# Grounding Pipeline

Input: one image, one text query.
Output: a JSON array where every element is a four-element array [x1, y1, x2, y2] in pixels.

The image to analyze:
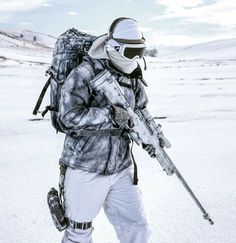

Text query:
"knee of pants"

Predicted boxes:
[[61, 226, 94, 243]]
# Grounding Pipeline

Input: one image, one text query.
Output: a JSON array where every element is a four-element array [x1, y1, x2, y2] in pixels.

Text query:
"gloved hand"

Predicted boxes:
[[159, 137, 165, 148], [156, 123, 171, 148], [142, 143, 156, 158], [109, 105, 134, 128], [142, 139, 165, 158]]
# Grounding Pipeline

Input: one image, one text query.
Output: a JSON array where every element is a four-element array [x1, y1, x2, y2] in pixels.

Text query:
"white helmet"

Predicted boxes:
[[108, 17, 145, 44]]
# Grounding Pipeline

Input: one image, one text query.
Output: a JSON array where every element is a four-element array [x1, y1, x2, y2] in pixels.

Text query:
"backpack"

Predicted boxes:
[[32, 28, 96, 132]]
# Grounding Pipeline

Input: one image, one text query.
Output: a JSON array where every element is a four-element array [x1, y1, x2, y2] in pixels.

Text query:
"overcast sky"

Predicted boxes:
[[0, 0, 236, 46]]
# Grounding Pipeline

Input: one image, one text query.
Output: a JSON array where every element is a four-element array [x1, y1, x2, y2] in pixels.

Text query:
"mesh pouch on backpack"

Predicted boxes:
[[32, 28, 96, 132]]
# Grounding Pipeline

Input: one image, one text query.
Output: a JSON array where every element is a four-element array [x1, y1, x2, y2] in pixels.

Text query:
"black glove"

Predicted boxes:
[[142, 143, 156, 158], [159, 138, 165, 148], [142, 139, 165, 158], [109, 105, 134, 128]]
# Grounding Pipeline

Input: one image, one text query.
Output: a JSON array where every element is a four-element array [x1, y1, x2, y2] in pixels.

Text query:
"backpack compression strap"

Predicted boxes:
[[32, 77, 50, 115]]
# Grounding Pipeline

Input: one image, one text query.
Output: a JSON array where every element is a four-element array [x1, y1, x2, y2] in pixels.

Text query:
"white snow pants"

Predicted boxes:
[[61, 166, 151, 243]]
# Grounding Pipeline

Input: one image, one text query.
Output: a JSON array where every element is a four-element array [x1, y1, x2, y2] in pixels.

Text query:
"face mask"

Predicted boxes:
[[106, 49, 139, 74]]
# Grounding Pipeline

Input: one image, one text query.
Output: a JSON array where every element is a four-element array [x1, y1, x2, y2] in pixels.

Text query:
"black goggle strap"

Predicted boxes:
[[114, 38, 145, 44]]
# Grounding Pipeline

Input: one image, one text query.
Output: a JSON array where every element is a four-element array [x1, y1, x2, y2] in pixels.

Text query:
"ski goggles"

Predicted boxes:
[[107, 39, 146, 60]]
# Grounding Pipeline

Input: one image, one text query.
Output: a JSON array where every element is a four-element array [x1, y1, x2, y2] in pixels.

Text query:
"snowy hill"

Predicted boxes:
[[158, 38, 236, 61], [0, 29, 56, 66], [5, 29, 57, 49], [0, 29, 56, 49]]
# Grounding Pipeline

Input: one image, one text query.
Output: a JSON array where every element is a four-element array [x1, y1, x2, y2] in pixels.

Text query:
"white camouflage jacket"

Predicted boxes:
[[58, 55, 148, 175]]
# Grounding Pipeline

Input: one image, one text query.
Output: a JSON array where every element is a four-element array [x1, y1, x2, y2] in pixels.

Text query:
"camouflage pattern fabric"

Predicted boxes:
[[58, 55, 149, 175], [52, 28, 96, 82]]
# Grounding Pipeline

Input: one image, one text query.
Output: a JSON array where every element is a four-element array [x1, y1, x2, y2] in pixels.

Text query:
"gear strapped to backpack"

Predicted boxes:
[[32, 28, 96, 132]]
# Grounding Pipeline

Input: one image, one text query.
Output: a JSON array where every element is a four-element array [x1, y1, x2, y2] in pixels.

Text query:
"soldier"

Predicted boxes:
[[58, 17, 154, 243]]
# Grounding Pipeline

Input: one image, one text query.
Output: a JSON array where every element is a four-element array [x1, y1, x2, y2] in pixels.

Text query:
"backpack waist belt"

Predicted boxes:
[[74, 128, 125, 137]]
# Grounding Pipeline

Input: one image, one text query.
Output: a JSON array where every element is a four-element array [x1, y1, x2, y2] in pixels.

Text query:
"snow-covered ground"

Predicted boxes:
[[0, 32, 236, 243]]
